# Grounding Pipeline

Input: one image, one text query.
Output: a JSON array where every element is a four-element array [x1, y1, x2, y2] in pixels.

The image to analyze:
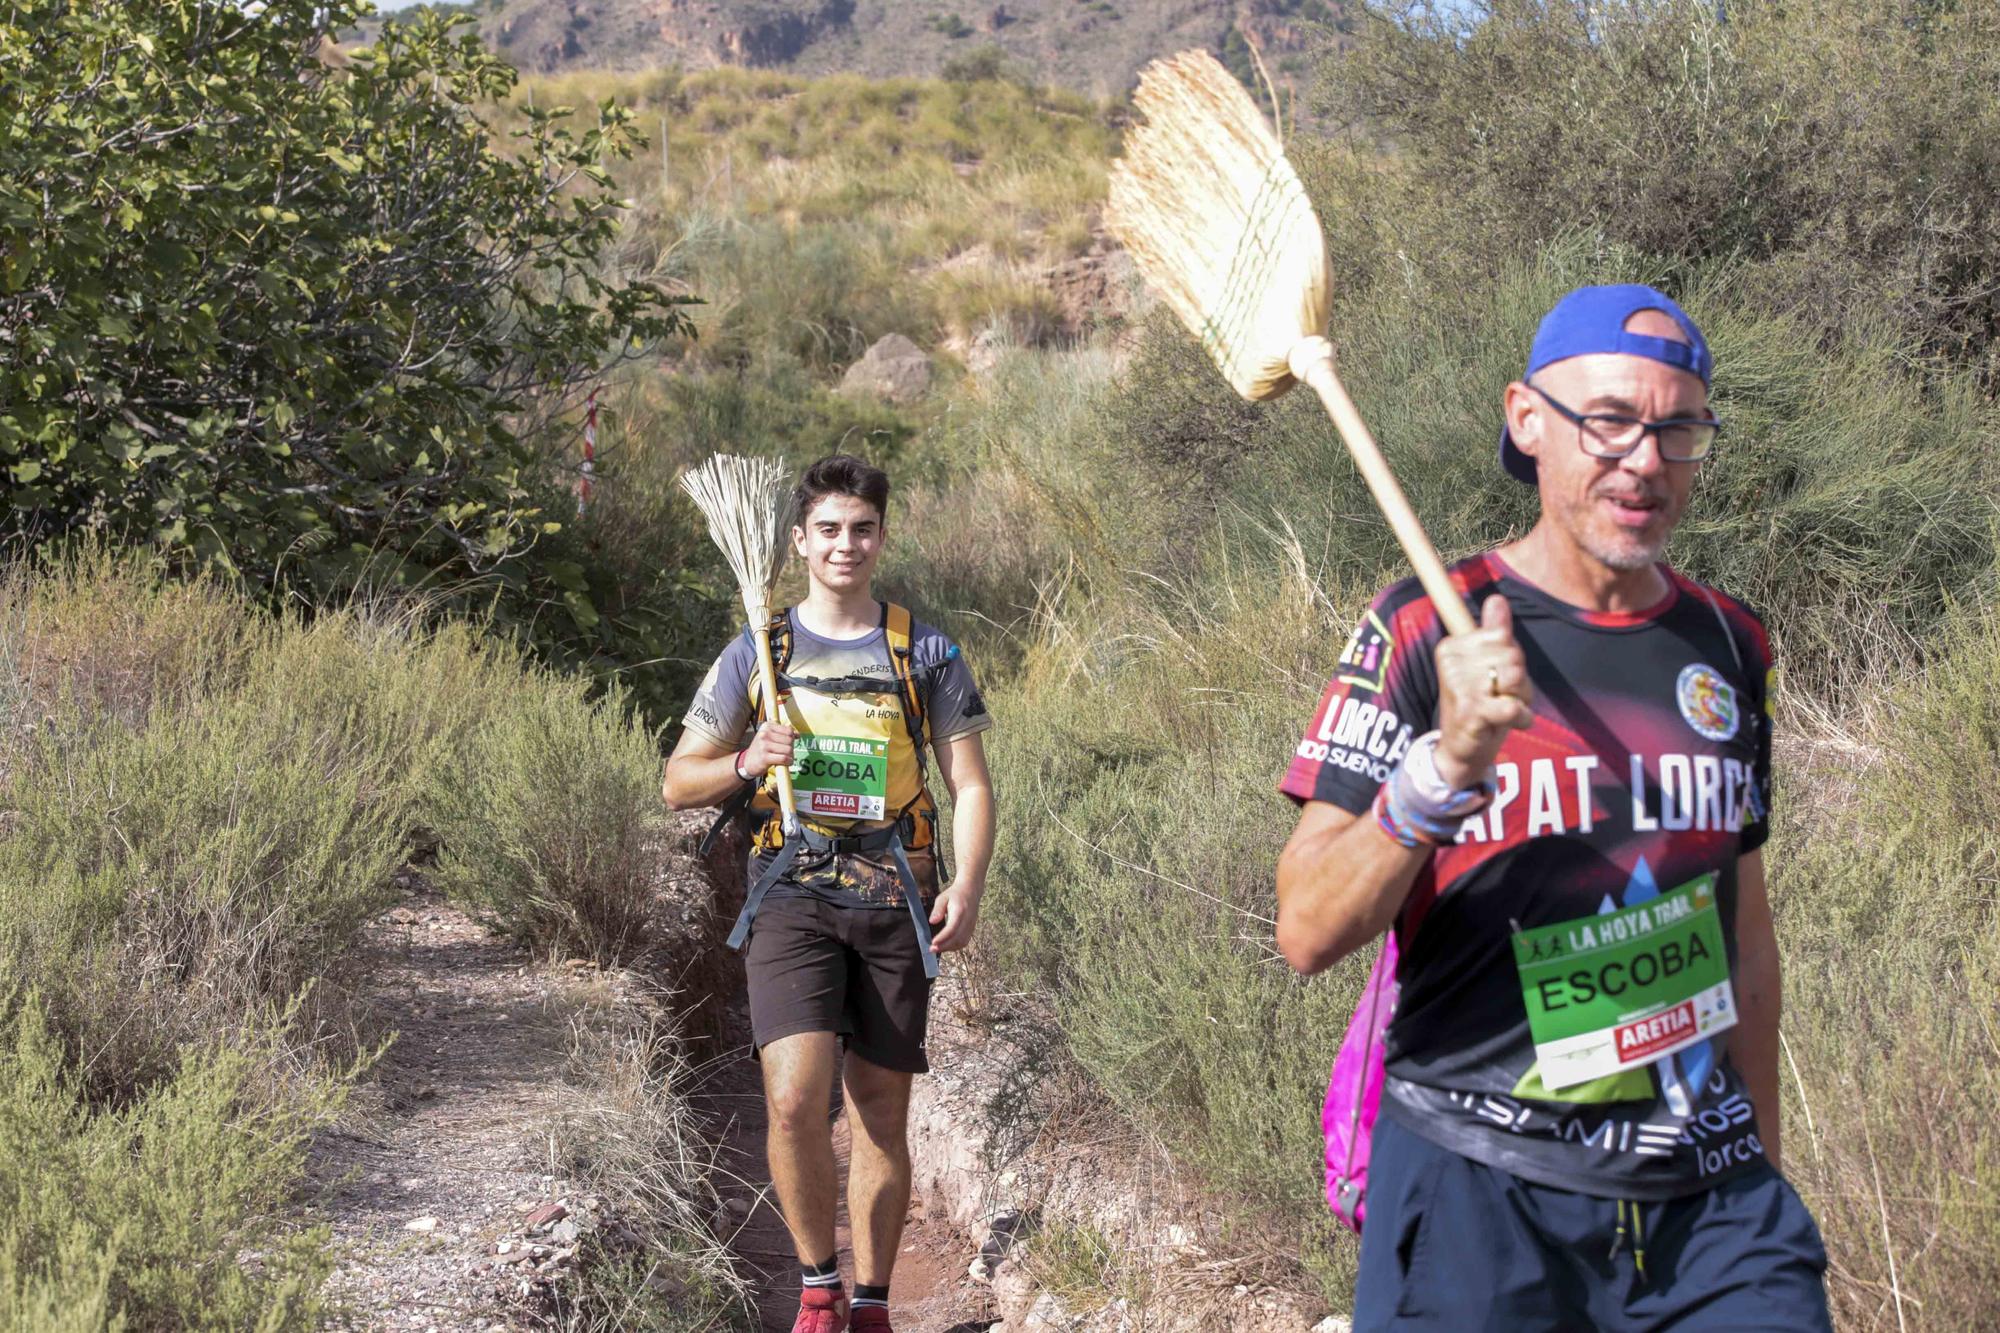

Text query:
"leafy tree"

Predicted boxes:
[[0, 0, 692, 622]]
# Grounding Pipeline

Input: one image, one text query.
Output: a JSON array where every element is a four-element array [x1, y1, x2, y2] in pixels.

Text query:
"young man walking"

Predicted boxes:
[[664, 454, 996, 1333], [1277, 287, 1832, 1329]]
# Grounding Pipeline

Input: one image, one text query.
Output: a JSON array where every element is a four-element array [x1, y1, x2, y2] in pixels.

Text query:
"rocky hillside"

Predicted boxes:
[[360, 0, 1348, 97]]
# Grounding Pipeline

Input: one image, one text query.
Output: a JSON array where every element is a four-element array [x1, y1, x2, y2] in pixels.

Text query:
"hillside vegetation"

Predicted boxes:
[[353, 0, 1347, 99], [501, 59, 1126, 668]]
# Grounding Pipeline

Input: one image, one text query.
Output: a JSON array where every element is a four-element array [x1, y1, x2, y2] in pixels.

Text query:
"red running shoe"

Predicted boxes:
[[792, 1286, 849, 1333], [850, 1304, 893, 1332]]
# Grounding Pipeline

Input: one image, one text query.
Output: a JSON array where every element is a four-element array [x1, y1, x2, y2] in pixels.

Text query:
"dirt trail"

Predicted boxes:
[[308, 825, 997, 1331], [310, 874, 581, 1331], [693, 987, 998, 1332], [688, 823, 999, 1331]]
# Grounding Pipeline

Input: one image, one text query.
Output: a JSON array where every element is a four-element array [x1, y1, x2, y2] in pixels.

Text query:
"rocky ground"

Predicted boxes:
[[304, 820, 993, 1331], [308, 874, 605, 1330]]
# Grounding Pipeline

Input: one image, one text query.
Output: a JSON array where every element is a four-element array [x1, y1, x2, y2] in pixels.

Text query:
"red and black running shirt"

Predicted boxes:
[[1282, 553, 1776, 1200]]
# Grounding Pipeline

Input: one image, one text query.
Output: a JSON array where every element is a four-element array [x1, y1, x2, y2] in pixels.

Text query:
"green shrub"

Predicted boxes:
[[425, 674, 667, 960], [0, 693, 406, 1099], [0, 545, 255, 736], [0, 551, 750, 1325], [972, 562, 1366, 1301], [1317, 0, 2000, 364], [0, 555, 543, 1099], [0, 999, 345, 1331]]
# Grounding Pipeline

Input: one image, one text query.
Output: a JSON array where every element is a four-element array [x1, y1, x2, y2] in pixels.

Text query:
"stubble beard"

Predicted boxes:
[[1582, 512, 1674, 572], [1561, 492, 1677, 573], [1594, 539, 1664, 572]]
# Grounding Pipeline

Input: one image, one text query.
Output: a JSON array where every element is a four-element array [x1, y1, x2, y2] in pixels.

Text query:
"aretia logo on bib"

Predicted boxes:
[[1675, 664, 1739, 741]]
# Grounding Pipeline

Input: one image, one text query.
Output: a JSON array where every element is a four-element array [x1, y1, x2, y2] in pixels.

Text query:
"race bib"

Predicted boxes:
[[1513, 873, 1736, 1091], [791, 734, 889, 821]]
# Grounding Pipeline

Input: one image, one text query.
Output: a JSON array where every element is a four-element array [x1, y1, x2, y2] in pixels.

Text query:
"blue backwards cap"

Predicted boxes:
[[1500, 284, 1712, 484]]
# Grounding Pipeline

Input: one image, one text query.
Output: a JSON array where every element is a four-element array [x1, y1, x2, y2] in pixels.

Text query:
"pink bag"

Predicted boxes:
[[1322, 933, 1398, 1232]]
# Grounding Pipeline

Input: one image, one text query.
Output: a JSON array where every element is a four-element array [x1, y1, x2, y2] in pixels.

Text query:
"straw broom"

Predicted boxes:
[[1106, 50, 1477, 637], [679, 454, 798, 829]]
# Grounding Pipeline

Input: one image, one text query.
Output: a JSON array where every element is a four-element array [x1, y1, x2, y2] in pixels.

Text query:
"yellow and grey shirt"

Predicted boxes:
[[683, 607, 991, 907]]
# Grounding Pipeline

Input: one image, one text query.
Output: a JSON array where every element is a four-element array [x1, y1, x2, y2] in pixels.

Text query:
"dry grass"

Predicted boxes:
[[537, 975, 751, 1332], [0, 551, 744, 1326], [509, 63, 1114, 355]]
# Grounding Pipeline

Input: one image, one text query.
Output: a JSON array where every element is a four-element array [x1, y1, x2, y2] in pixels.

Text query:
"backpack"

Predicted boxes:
[[700, 601, 942, 859], [1323, 932, 1398, 1232], [710, 602, 951, 980]]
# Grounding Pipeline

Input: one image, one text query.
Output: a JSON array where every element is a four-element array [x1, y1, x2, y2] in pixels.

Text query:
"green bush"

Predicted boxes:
[[973, 564, 1366, 1300], [0, 553, 548, 1097], [0, 545, 256, 735], [425, 673, 668, 960], [0, 999, 344, 1332], [0, 0, 698, 705], [0, 552, 749, 1325], [685, 217, 920, 373], [1316, 0, 2000, 365], [0, 690, 404, 1099]]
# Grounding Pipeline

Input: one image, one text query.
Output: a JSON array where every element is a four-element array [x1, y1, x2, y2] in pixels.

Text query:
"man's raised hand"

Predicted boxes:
[[1433, 595, 1535, 789]]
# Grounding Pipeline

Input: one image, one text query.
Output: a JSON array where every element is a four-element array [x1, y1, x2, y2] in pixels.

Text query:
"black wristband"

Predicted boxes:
[[733, 747, 751, 783]]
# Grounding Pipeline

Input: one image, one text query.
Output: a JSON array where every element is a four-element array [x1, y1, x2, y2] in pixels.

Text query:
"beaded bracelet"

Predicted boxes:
[[1373, 732, 1497, 850]]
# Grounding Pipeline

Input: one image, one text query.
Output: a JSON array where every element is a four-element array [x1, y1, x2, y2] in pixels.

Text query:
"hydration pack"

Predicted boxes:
[[1324, 933, 1398, 1232], [699, 601, 946, 861]]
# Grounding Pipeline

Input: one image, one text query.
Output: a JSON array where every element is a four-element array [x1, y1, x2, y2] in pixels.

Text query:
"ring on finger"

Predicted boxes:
[[1487, 666, 1501, 698]]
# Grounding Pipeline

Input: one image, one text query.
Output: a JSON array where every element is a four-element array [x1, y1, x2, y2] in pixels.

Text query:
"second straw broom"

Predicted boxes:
[[1105, 50, 1477, 638]]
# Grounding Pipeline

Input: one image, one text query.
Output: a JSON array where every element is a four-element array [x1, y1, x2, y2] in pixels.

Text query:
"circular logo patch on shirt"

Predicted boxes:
[[1676, 664, 1740, 742]]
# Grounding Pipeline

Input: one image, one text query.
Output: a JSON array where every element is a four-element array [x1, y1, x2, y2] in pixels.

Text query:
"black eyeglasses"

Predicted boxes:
[[1526, 383, 1722, 464]]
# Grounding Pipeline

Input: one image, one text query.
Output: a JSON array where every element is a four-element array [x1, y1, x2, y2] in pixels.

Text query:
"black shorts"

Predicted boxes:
[[1355, 1117, 1831, 1331], [744, 895, 936, 1074]]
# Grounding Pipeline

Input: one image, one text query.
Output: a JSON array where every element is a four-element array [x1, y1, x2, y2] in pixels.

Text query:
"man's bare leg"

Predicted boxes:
[[842, 1051, 915, 1287], [761, 1031, 842, 1265]]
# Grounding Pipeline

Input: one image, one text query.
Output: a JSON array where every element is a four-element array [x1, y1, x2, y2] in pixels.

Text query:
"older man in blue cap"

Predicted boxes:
[[1275, 286, 1832, 1329]]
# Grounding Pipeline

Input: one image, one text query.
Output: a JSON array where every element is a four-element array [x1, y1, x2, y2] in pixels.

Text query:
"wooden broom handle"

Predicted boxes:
[[1288, 337, 1478, 638], [746, 604, 799, 825]]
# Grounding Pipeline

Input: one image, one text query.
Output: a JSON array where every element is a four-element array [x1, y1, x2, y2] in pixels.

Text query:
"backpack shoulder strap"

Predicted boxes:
[[1693, 583, 1747, 679], [769, 606, 794, 673], [884, 602, 931, 753], [750, 606, 794, 713]]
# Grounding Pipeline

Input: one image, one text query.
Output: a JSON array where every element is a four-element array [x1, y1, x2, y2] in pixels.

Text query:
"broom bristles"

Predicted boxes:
[[1106, 49, 1331, 402], [679, 453, 791, 612]]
